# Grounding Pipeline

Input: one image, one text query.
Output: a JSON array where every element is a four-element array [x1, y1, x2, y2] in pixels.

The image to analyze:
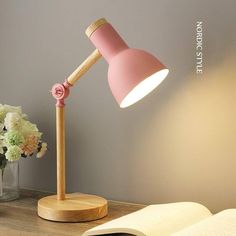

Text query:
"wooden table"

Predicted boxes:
[[0, 189, 145, 235]]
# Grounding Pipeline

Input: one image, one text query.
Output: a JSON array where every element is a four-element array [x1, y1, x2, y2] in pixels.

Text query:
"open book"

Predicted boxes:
[[83, 202, 236, 236]]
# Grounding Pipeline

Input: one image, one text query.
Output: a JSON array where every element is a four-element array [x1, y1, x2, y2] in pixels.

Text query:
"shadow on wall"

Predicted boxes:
[[128, 45, 236, 213]]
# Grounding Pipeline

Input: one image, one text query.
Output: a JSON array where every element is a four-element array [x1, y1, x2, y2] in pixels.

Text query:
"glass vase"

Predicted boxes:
[[0, 160, 19, 201]]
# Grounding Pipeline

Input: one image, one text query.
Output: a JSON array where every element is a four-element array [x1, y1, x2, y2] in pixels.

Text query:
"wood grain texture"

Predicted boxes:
[[56, 106, 65, 200], [38, 193, 108, 222], [85, 18, 107, 38], [67, 49, 102, 86], [0, 189, 145, 236]]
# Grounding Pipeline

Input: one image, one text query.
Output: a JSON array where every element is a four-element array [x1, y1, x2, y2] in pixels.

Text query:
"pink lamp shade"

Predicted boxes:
[[87, 19, 169, 108]]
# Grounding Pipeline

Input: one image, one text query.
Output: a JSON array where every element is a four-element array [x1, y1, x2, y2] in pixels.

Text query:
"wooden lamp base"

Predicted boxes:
[[38, 193, 108, 222]]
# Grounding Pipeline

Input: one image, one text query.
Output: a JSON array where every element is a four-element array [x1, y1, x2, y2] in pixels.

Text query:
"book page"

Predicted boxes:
[[83, 202, 212, 236], [173, 209, 236, 236]]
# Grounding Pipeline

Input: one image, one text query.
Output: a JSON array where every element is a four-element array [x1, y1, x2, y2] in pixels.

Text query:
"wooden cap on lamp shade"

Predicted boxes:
[[85, 18, 107, 38]]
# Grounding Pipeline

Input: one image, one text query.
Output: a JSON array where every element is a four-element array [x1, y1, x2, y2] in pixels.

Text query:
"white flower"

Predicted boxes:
[[37, 142, 47, 158], [5, 145, 22, 162], [0, 122, 4, 132], [0, 134, 5, 154], [0, 104, 7, 123], [0, 104, 26, 123], [4, 105, 22, 114], [4, 112, 22, 131], [21, 120, 42, 138], [0, 140, 4, 154]]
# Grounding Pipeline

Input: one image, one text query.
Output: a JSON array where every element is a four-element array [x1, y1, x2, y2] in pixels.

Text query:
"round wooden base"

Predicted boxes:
[[37, 193, 108, 222]]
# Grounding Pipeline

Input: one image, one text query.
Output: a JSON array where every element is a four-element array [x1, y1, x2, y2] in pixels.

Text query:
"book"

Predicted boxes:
[[82, 202, 236, 236]]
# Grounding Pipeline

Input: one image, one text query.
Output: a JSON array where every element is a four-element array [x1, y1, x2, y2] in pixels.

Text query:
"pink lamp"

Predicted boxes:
[[88, 19, 169, 108], [37, 18, 169, 222]]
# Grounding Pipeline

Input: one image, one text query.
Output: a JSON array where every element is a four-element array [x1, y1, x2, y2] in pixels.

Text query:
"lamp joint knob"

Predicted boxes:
[[51, 80, 73, 107]]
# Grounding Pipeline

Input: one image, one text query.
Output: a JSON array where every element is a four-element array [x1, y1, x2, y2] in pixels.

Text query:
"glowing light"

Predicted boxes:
[[120, 69, 169, 108]]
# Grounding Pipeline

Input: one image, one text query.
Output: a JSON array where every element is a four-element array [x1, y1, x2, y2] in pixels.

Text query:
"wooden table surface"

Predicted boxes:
[[0, 189, 145, 236]]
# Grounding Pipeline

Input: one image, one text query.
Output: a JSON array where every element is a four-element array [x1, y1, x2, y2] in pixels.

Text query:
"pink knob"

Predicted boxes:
[[51, 80, 73, 107]]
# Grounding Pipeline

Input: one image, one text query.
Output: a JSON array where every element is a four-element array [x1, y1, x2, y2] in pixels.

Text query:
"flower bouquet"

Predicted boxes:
[[0, 104, 47, 201]]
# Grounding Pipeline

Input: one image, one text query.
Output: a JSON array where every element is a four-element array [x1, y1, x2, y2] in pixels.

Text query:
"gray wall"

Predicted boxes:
[[0, 0, 236, 213]]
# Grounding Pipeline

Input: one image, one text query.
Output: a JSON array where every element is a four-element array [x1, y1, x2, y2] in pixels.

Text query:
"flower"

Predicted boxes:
[[4, 105, 22, 115], [0, 104, 7, 123], [5, 145, 22, 162], [21, 120, 42, 138], [4, 112, 22, 131], [0, 122, 4, 133], [37, 142, 47, 158], [5, 130, 24, 146], [0, 104, 47, 168], [0, 104, 25, 123], [21, 134, 38, 156], [0, 135, 4, 154]]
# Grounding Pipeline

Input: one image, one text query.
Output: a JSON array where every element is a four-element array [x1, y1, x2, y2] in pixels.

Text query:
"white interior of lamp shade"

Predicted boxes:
[[120, 69, 169, 108]]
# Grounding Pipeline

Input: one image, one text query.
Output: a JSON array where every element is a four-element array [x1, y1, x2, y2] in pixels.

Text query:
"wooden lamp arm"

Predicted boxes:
[[51, 49, 102, 106], [67, 49, 102, 86], [51, 49, 102, 201]]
